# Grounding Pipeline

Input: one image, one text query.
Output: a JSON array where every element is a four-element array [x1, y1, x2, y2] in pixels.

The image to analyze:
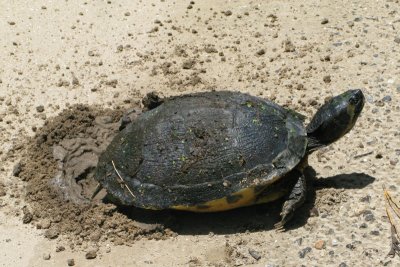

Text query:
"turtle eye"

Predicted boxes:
[[349, 96, 358, 105]]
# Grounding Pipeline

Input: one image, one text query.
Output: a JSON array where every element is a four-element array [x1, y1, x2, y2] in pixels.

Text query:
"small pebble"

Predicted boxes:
[[256, 49, 265, 56], [38, 219, 51, 229], [248, 248, 261, 260], [365, 95, 374, 103], [298, 247, 312, 258], [224, 10, 232, 16], [314, 240, 325, 250], [67, 258, 75, 266], [71, 76, 79, 86], [12, 162, 22, 177], [36, 105, 45, 113], [360, 195, 371, 203], [43, 253, 51, 260], [105, 79, 118, 88], [85, 250, 97, 259], [182, 60, 195, 69], [22, 208, 33, 224], [382, 95, 392, 102], [56, 245, 65, 252], [0, 186, 5, 197], [364, 211, 375, 221], [44, 228, 59, 239], [339, 263, 348, 267], [323, 75, 331, 83], [390, 159, 398, 166], [370, 230, 380, 236], [394, 37, 400, 44], [380, 259, 392, 266], [283, 39, 295, 52], [321, 18, 329, 24], [294, 237, 303, 246]]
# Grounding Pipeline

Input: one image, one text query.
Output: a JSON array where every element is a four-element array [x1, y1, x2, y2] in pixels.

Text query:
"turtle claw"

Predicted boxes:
[[274, 221, 286, 232], [91, 183, 103, 200]]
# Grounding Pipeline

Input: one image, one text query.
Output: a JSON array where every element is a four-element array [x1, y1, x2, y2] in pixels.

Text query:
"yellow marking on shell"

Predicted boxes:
[[172, 185, 285, 212], [254, 190, 287, 205], [172, 187, 257, 212]]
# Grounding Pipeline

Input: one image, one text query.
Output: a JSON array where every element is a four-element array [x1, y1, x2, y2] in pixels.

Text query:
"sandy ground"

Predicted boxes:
[[1, 0, 400, 266]]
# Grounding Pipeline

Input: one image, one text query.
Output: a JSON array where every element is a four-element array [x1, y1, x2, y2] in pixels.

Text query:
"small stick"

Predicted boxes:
[[353, 151, 373, 159], [112, 160, 136, 199]]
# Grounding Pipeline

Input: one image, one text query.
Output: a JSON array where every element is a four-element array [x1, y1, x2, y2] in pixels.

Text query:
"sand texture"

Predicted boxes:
[[1, 0, 399, 266]]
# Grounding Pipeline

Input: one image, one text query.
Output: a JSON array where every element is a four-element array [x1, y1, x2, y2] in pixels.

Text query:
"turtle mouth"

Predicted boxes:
[[355, 96, 365, 114], [349, 89, 365, 115], [355, 101, 364, 115]]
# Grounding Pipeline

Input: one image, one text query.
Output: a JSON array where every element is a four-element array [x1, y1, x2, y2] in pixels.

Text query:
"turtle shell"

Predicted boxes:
[[94, 91, 307, 210]]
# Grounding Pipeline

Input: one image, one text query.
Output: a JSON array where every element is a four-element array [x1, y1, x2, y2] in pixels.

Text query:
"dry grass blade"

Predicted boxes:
[[112, 160, 136, 199], [383, 187, 400, 258], [384, 189, 400, 219]]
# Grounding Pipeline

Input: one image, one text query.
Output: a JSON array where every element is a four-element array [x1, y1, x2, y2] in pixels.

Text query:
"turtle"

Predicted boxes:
[[93, 89, 365, 230]]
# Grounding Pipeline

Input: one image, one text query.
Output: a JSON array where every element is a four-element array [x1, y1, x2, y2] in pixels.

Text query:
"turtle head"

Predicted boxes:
[[306, 89, 364, 152]]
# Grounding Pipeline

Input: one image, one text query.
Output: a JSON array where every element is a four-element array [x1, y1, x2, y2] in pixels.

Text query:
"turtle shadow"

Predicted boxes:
[[283, 168, 376, 231], [117, 168, 375, 235]]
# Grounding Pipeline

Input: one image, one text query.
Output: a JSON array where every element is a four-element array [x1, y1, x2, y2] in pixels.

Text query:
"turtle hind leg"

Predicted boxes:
[[274, 171, 306, 231]]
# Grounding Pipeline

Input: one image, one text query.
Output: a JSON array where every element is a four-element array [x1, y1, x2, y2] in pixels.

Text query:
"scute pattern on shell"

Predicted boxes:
[[94, 91, 307, 209]]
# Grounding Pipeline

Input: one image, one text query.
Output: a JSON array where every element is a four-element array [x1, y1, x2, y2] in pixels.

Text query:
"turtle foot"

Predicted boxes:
[[275, 172, 306, 231]]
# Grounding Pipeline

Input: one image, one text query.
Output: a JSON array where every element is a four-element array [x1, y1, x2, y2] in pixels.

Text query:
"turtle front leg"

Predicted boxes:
[[274, 171, 306, 231]]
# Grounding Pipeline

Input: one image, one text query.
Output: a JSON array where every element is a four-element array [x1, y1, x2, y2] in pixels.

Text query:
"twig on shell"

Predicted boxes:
[[112, 160, 136, 199]]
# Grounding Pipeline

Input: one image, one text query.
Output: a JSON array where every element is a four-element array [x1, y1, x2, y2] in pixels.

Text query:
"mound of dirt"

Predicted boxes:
[[18, 104, 171, 247]]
